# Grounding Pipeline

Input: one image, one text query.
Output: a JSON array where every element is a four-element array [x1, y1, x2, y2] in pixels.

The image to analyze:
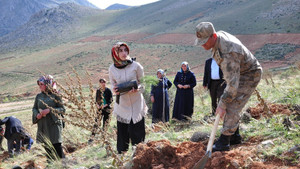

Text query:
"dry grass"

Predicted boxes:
[[39, 66, 124, 167]]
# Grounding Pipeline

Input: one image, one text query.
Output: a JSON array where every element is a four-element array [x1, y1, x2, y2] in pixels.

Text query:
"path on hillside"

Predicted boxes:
[[0, 100, 33, 116]]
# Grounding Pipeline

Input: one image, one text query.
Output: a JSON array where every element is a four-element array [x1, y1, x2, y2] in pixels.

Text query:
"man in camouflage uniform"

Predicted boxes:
[[195, 22, 262, 152]]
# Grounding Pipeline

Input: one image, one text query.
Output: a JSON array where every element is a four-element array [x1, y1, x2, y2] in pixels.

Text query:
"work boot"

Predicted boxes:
[[212, 134, 230, 152], [230, 127, 242, 145]]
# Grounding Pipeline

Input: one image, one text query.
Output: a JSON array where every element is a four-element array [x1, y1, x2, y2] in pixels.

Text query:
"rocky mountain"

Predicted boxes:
[[0, 0, 299, 53], [0, 0, 97, 36], [0, 0, 299, 96], [105, 3, 132, 10], [0, 3, 99, 53]]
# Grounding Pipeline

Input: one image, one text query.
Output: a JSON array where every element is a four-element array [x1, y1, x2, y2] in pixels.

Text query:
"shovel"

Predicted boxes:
[[192, 113, 221, 169]]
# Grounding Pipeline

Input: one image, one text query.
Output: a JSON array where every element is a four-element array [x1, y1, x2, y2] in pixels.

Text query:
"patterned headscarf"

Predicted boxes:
[[37, 75, 57, 91], [180, 61, 190, 72], [111, 42, 132, 68]]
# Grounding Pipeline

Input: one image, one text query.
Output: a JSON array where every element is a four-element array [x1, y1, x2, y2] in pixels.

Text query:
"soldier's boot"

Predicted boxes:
[[230, 127, 242, 145], [212, 134, 230, 152]]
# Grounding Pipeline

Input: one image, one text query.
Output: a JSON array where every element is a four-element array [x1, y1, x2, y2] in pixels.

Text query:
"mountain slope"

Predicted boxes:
[[1, 0, 299, 53], [0, 0, 97, 36], [0, 3, 101, 53], [96, 0, 300, 35], [0, 0, 299, 96], [106, 3, 132, 10]]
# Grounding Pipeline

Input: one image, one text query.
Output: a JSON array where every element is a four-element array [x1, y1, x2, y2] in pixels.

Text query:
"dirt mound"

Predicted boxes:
[[0, 151, 9, 162], [247, 103, 293, 119], [22, 160, 38, 169], [132, 140, 206, 169], [132, 137, 299, 169]]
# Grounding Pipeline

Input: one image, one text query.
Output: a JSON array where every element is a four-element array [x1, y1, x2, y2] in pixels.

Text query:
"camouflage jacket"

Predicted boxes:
[[212, 31, 262, 109]]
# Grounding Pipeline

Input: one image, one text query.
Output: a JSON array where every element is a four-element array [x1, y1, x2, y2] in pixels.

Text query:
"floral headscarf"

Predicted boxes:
[[111, 42, 133, 68], [180, 61, 190, 72], [37, 75, 57, 91]]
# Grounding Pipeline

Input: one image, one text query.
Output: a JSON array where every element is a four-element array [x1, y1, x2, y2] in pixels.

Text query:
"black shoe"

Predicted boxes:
[[230, 127, 242, 145], [212, 134, 230, 152]]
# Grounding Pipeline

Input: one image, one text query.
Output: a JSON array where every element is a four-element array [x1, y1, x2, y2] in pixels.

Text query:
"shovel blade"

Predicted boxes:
[[192, 151, 210, 169]]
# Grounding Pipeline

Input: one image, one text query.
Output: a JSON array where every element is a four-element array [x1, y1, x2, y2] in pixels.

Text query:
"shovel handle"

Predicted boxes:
[[206, 113, 221, 154]]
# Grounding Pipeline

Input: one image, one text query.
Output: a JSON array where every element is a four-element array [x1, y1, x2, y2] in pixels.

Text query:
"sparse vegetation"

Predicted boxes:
[[255, 43, 300, 60], [0, 0, 299, 168], [0, 66, 299, 168]]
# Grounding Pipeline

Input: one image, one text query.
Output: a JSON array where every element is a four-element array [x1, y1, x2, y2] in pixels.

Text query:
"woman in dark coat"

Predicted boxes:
[[32, 75, 65, 160], [172, 62, 197, 121], [151, 69, 172, 123]]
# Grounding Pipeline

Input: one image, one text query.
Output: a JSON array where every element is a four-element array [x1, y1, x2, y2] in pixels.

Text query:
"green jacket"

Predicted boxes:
[[32, 92, 65, 144]]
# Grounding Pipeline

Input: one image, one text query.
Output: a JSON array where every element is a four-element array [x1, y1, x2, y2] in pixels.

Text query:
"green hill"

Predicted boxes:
[[0, 0, 299, 97]]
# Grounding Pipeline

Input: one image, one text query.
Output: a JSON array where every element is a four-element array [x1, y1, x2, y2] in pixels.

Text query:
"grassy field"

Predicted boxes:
[[0, 0, 299, 166], [0, 67, 299, 168]]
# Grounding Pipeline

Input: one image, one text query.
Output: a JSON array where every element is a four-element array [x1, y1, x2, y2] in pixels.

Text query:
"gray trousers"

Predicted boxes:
[[222, 69, 262, 135]]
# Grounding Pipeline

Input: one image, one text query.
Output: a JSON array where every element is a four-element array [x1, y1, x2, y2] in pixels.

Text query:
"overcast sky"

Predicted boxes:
[[87, 0, 160, 9]]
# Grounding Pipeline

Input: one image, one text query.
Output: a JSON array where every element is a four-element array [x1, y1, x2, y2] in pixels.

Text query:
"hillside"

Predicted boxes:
[[1, 0, 300, 53], [0, 68, 299, 168], [0, 0, 97, 36], [0, 3, 100, 53], [0, 0, 299, 168], [106, 3, 132, 10], [0, 0, 299, 97]]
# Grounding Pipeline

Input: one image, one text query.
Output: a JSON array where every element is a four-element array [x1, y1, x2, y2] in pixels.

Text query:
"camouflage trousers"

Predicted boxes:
[[222, 69, 262, 135]]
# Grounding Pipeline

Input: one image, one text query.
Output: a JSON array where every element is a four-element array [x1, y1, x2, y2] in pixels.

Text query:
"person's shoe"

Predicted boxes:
[[230, 127, 242, 145], [212, 134, 230, 152]]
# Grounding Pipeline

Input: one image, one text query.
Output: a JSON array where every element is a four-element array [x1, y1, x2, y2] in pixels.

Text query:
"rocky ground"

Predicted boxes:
[[130, 103, 300, 169]]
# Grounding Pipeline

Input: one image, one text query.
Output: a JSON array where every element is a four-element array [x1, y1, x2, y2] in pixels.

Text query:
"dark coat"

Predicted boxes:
[[96, 87, 113, 110], [32, 92, 65, 144], [151, 77, 172, 123], [173, 71, 197, 120], [203, 58, 224, 89], [96, 87, 113, 127], [0, 116, 25, 140]]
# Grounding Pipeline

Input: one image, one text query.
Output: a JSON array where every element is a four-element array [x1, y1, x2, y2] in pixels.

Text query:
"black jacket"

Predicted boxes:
[[203, 58, 224, 89], [0, 116, 25, 139], [96, 87, 113, 109]]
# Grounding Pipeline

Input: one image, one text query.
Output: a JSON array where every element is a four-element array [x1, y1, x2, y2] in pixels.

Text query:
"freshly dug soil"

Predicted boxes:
[[132, 136, 299, 169]]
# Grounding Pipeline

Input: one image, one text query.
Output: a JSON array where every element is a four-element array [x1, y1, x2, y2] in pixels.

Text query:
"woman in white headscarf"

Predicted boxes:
[[172, 62, 197, 121], [150, 69, 172, 123]]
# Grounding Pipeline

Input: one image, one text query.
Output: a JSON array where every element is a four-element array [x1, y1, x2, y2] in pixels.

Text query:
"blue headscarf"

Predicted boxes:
[[157, 69, 165, 77]]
